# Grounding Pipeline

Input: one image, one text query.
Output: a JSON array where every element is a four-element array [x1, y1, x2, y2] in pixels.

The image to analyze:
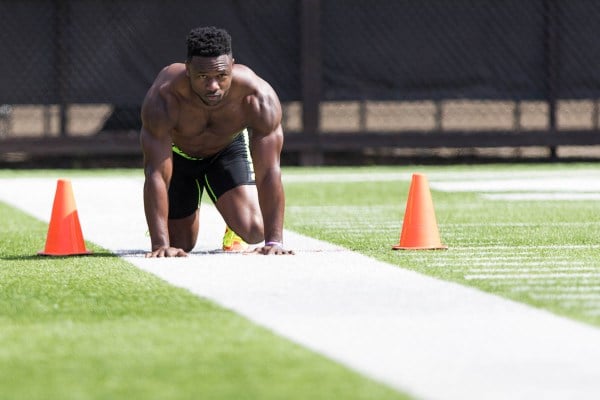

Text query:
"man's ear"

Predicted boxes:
[[185, 60, 190, 77]]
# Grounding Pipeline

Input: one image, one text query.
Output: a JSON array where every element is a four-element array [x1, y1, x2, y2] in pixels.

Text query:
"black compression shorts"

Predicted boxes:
[[168, 130, 255, 219]]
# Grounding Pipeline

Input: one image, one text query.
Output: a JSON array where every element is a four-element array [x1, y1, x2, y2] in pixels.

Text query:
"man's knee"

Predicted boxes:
[[175, 239, 196, 253], [241, 215, 264, 244]]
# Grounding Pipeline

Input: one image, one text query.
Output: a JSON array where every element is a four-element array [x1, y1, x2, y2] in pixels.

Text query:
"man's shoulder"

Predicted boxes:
[[232, 66, 281, 132], [160, 63, 187, 78], [142, 65, 186, 130], [153, 64, 186, 93], [145, 64, 187, 104], [233, 64, 277, 100], [232, 64, 261, 91], [233, 63, 256, 78]]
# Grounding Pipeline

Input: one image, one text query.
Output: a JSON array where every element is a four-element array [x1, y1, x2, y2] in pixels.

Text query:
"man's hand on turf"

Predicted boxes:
[[251, 243, 295, 255], [145, 246, 188, 258]]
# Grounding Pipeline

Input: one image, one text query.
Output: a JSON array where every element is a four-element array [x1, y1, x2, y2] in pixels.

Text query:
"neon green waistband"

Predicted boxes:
[[172, 144, 203, 161], [172, 129, 247, 161]]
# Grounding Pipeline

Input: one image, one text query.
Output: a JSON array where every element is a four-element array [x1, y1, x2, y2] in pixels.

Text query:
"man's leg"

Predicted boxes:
[[168, 210, 200, 252], [215, 185, 264, 244]]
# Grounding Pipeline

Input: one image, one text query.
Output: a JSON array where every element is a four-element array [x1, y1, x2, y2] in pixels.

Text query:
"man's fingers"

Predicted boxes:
[[246, 245, 294, 255], [145, 247, 188, 258], [172, 248, 188, 257]]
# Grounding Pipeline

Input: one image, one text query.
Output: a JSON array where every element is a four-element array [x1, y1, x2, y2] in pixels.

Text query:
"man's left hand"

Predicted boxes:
[[250, 243, 294, 255]]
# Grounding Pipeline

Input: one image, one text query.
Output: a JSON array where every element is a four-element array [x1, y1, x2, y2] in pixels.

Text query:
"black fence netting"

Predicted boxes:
[[1, 0, 600, 147], [322, 1, 548, 101], [0, 0, 299, 104]]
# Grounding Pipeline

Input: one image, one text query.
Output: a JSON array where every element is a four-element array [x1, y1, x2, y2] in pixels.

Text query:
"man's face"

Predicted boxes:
[[186, 54, 234, 106]]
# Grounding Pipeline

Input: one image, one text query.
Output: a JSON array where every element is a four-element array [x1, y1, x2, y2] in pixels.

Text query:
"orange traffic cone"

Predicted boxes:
[[39, 179, 91, 256], [393, 173, 447, 250]]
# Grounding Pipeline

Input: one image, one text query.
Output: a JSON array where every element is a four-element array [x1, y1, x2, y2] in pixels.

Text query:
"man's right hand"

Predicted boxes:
[[145, 246, 188, 258]]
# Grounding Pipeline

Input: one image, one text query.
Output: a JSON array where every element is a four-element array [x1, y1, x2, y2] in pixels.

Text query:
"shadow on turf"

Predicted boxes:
[[1, 247, 322, 260], [0, 251, 118, 260]]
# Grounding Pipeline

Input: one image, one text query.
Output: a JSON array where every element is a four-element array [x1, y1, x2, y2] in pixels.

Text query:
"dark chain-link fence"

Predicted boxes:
[[1, 0, 600, 163]]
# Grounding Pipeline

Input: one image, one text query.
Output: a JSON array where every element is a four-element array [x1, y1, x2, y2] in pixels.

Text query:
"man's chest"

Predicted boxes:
[[175, 103, 246, 137]]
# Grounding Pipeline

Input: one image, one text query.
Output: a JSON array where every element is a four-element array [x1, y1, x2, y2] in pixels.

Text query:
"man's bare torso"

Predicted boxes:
[[147, 63, 257, 158]]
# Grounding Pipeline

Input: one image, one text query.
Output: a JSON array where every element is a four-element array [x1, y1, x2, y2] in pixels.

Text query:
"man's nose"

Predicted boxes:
[[206, 78, 219, 91]]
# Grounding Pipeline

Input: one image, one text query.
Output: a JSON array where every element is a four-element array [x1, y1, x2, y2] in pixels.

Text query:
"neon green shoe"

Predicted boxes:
[[222, 226, 249, 252]]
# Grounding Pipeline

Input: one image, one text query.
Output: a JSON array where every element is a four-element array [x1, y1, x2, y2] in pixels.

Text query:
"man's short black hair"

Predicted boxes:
[[186, 26, 232, 59]]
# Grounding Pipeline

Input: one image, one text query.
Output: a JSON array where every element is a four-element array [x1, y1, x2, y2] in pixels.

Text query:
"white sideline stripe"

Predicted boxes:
[[511, 286, 600, 293], [531, 294, 600, 300], [490, 278, 600, 286], [468, 266, 596, 273], [465, 273, 600, 280], [457, 244, 600, 250], [430, 177, 600, 192], [431, 262, 587, 268], [429, 262, 587, 268], [483, 193, 600, 201], [447, 222, 600, 226], [2, 177, 600, 400]]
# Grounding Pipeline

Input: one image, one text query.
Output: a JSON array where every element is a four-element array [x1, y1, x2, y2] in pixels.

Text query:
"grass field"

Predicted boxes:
[[282, 164, 600, 328], [1, 163, 600, 399]]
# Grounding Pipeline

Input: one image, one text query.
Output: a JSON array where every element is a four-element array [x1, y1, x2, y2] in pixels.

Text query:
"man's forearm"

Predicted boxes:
[[143, 175, 171, 249], [257, 173, 286, 243]]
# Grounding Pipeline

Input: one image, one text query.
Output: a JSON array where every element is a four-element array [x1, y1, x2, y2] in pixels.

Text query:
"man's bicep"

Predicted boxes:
[[140, 95, 175, 167], [142, 128, 172, 167], [249, 125, 284, 176]]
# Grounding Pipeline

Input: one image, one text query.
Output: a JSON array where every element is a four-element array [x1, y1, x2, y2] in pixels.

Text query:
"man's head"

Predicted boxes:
[[185, 27, 234, 107]]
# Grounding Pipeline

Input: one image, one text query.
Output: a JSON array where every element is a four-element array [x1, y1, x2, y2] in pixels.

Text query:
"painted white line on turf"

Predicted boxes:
[[465, 273, 600, 280], [511, 286, 600, 293], [531, 294, 600, 300], [483, 193, 600, 201], [468, 266, 596, 273], [2, 177, 600, 400], [455, 244, 600, 250], [427, 171, 600, 201], [430, 177, 600, 192]]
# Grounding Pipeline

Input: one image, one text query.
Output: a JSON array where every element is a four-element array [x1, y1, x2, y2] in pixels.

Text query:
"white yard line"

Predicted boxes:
[[483, 193, 600, 201], [465, 273, 600, 280], [2, 177, 600, 400]]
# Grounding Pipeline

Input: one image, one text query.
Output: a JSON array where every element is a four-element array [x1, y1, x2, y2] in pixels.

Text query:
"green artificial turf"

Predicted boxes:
[[2, 163, 600, 399], [283, 163, 600, 327], [0, 201, 410, 400]]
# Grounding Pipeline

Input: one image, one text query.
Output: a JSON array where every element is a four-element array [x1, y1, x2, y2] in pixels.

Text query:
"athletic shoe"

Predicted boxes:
[[222, 226, 248, 252]]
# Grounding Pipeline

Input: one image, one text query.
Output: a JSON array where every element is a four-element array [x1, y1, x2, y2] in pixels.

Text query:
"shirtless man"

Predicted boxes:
[[140, 26, 293, 257]]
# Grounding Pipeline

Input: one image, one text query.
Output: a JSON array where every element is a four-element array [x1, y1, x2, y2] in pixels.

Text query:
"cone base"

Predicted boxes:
[[392, 245, 448, 250], [38, 250, 92, 257]]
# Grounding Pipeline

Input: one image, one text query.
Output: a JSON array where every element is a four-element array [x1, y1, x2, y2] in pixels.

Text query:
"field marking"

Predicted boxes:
[[427, 169, 600, 202], [2, 176, 600, 400], [426, 262, 591, 269], [510, 286, 600, 293], [467, 266, 596, 272], [455, 244, 600, 250], [282, 169, 600, 184], [430, 177, 600, 192], [465, 273, 600, 280], [483, 193, 600, 201], [531, 294, 600, 300]]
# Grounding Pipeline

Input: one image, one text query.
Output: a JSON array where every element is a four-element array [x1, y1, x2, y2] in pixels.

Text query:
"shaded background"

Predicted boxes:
[[1, 0, 600, 165]]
